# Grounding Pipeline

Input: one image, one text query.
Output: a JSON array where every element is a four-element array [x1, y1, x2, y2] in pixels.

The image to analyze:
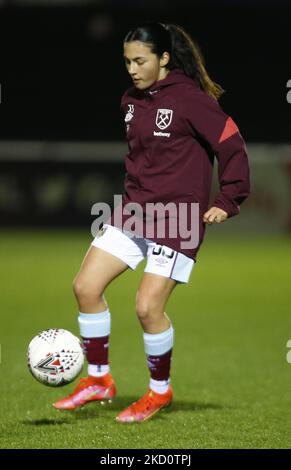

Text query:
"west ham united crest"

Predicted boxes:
[[155, 108, 173, 130]]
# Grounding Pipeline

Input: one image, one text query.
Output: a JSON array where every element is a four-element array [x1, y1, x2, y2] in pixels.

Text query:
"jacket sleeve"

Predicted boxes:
[[183, 86, 250, 218]]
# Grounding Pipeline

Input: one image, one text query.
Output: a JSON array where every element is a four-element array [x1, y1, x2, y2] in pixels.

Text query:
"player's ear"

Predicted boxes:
[[160, 51, 170, 67]]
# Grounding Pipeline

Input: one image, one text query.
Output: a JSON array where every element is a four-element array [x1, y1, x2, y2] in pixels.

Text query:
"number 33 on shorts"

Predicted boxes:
[[145, 244, 194, 284]]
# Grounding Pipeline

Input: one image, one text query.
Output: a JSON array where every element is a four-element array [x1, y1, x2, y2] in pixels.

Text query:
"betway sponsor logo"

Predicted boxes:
[[153, 131, 171, 138]]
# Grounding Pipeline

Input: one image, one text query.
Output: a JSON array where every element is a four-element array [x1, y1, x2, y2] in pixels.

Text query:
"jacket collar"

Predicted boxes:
[[143, 68, 196, 94]]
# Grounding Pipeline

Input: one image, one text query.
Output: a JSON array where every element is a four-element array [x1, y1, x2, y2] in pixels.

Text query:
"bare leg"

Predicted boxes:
[[73, 246, 129, 313], [135, 272, 176, 333]]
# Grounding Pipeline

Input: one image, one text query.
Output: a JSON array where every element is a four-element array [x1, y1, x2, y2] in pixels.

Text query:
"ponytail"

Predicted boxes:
[[163, 23, 224, 100]]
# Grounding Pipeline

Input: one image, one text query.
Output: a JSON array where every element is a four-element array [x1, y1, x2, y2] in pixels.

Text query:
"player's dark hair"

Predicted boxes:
[[124, 22, 224, 100]]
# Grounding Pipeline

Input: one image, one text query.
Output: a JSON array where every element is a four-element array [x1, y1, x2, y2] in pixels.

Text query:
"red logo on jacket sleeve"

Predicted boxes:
[[219, 117, 239, 143]]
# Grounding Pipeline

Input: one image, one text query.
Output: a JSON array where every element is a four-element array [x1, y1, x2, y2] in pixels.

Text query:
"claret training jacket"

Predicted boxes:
[[108, 68, 250, 261]]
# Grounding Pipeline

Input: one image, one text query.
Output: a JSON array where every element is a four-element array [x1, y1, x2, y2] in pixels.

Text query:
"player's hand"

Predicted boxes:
[[203, 206, 228, 225]]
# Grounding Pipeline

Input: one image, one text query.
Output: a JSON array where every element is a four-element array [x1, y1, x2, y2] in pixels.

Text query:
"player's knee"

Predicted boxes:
[[72, 278, 89, 300], [136, 295, 160, 321], [72, 277, 102, 303]]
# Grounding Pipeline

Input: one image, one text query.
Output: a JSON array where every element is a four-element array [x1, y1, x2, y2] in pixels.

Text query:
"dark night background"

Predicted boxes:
[[0, 1, 290, 142], [0, 0, 290, 228]]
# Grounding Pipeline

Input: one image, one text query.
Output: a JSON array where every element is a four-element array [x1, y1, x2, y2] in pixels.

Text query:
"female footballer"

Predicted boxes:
[[53, 22, 250, 423]]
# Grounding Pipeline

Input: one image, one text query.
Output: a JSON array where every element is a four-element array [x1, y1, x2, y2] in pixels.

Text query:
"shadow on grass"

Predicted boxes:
[[69, 396, 228, 420], [21, 418, 71, 426], [20, 398, 228, 426]]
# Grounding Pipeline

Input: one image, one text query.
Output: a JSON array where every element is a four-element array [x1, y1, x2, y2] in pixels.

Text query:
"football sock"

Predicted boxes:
[[78, 310, 111, 378], [143, 324, 174, 394]]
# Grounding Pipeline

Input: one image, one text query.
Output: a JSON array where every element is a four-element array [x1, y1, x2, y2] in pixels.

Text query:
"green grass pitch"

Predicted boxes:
[[0, 229, 290, 449]]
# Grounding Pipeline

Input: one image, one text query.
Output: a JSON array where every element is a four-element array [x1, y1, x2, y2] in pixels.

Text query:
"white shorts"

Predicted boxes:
[[91, 224, 195, 284]]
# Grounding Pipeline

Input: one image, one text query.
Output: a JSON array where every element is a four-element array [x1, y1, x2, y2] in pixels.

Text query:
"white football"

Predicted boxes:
[[28, 329, 84, 387]]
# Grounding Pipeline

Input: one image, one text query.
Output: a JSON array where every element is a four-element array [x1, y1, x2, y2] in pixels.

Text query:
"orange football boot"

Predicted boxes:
[[53, 373, 116, 410], [116, 385, 172, 423]]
